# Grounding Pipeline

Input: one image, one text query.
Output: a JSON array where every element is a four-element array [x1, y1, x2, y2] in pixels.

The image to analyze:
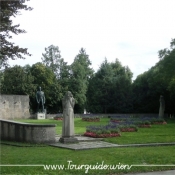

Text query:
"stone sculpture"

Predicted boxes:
[[159, 95, 165, 118], [59, 91, 78, 143]]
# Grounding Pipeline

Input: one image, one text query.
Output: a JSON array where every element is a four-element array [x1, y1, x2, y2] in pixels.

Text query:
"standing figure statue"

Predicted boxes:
[[62, 91, 75, 137], [36, 87, 45, 113], [159, 95, 165, 118]]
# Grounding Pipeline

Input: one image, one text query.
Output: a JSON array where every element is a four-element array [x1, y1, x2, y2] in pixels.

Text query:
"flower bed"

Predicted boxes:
[[54, 117, 63, 120], [152, 121, 167, 125], [136, 121, 151, 128], [110, 116, 129, 123], [84, 132, 121, 138], [120, 128, 137, 132], [110, 119, 122, 123], [109, 116, 168, 130], [85, 123, 121, 138], [82, 117, 100, 122]]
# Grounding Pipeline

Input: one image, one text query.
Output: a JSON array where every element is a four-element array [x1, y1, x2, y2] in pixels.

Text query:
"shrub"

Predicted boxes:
[[145, 121, 151, 125]]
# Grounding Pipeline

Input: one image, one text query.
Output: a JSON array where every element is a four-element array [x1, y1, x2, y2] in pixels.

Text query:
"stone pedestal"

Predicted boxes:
[[36, 112, 46, 119], [59, 136, 78, 144]]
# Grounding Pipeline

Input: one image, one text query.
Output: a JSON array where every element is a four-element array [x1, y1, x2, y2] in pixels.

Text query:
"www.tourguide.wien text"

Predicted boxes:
[[43, 161, 132, 173]]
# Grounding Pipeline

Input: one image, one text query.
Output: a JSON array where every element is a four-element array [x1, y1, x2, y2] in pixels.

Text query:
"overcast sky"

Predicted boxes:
[[9, 0, 175, 80]]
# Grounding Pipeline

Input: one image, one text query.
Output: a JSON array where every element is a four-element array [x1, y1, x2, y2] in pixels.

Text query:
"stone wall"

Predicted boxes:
[[0, 95, 30, 119], [0, 119, 56, 143], [33, 113, 167, 119], [75, 113, 167, 118]]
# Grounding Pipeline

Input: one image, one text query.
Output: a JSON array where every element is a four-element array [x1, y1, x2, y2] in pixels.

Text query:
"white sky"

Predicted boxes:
[[9, 0, 175, 80]]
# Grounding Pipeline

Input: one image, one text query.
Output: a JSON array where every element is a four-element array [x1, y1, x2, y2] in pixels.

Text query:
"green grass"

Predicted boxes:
[[104, 123, 175, 144], [15, 118, 110, 135], [16, 118, 175, 144], [1, 118, 175, 174], [1, 145, 175, 175]]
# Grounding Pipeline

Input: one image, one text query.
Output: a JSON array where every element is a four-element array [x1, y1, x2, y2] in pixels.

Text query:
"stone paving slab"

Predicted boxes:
[[49, 141, 118, 150], [117, 142, 175, 148], [51, 136, 175, 150], [55, 135, 104, 142]]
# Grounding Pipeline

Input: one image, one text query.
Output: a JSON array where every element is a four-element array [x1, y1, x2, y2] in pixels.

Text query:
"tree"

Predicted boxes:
[[70, 48, 94, 113], [1, 63, 63, 113], [41, 45, 62, 75], [0, 0, 33, 68], [133, 38, 175, 115], [87, 58, 133, 113], [41, 45, 71, 102], [132, 72, 151, 113], [30, 62, 62, 113], [158, 38, 175, 59], [0, 65, 35, 95]]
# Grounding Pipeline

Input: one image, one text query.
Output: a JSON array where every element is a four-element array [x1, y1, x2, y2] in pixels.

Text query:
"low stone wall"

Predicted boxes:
[[0, 95, 30, 120], [0, 119, 56, 143], [77, 113, 168, 118], [30, 113, 168, 119], [30, 114, 62, 119]]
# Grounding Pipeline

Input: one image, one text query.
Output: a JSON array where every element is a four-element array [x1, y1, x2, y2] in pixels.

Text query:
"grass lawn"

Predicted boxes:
[[15, 118, 175, 144], [1, 118, 175, 175]]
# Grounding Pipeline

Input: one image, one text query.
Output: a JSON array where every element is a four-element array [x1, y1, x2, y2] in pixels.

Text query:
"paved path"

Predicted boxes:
[[124, 170, 175, 175], [49, 136, 175, 174], [49, 135, 175, 150], [50, 135, 115, 150], [50, 141, 119, 150]]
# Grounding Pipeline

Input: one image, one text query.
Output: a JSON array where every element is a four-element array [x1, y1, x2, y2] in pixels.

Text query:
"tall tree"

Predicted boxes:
[[133, 38, 175, 115], [0, 0, 32, 68], [41, 45, 71, 99], [30, 62, 62, 113], [41, 45, 61, 75], [70, 48, 94, 113], [87, 58, 133, 113]]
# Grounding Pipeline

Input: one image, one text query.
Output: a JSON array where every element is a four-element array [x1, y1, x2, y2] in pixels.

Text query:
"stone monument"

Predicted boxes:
[[36, 86, 46, 119], [159, 95, 165, 118], [59, 91, 78, 143]]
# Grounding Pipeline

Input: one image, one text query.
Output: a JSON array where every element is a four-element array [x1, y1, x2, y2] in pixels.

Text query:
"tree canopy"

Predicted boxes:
[[1, 39, 174, 115], [41, 45, 62, 75], [70, 48, 94, 113], [0, 0, 32, 68], [87, 58, 133, 113], [132, 38, 175, 115]]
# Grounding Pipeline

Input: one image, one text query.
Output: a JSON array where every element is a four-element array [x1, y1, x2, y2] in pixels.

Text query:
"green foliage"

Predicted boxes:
[[0, 0, 32, 68], [1, 38, 175, 115], [133, 38, 175, 115], [70, 48, 94, 113], [144, 121, 151, 125], [41, 45, 73, 109], [111, 128, 120, 133], [0, 63, 63, 113], [41, 45, 62, 75], [96, 130, 102, 135], [0, 65, 35, 95], [87, 58, 133, 113], [30, 62, 62, 113]]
